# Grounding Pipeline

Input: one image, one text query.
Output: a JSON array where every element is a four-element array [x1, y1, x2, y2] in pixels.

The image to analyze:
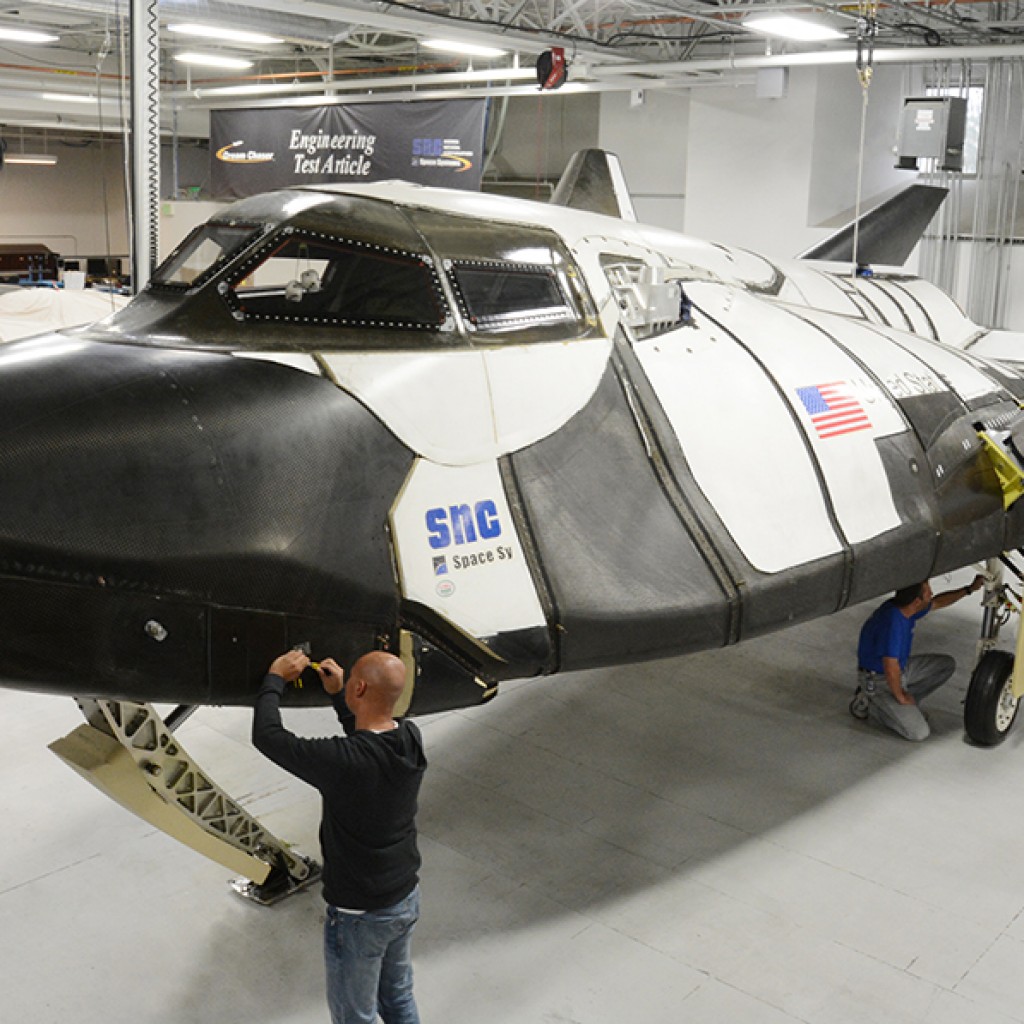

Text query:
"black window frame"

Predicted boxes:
[[221, 227, 452, 334], [150, 221, 266, 292], [445, 258, 580, 333]]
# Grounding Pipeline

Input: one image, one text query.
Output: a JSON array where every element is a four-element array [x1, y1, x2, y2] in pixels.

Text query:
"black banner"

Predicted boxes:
[[210, 99, 488, 199]]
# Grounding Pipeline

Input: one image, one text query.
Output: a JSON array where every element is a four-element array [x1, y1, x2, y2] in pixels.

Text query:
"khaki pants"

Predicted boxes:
[[859, 653, 955, 741]]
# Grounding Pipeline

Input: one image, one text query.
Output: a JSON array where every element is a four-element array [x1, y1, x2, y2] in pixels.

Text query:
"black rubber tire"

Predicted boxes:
[[964, 650, 1020, 747]]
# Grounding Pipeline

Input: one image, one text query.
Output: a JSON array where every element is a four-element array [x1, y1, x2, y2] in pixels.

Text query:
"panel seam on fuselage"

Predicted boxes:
[[881, 278, 940, 341], [497, 455, 562, 676], [691, 302, 854, 611], [609, 329, 744, 644]]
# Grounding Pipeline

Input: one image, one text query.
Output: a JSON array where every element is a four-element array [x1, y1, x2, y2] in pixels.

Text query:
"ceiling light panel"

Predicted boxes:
[[41, 92, 96, 105], [167, 23, 284, 46], [421, 38, 507, 58], [743, 15, 846, 41], [0, 26, 59, 44], [174, 52, 255, 70]]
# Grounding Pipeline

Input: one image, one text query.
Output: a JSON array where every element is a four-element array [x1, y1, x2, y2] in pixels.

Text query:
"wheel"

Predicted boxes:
[[964, 650, 1020, 746], [849, 687, 870, 720]]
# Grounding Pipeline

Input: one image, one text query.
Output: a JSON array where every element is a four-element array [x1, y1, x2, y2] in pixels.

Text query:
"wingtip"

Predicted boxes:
[[800, 184, 949, 267]]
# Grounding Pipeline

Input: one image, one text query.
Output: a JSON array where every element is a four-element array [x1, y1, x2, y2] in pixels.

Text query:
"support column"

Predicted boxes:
[[131, 0, 161, 293]]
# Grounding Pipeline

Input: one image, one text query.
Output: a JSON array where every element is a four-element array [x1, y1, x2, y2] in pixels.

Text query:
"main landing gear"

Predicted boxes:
[[49, 699, 321, 904], [965, 556, 1024, 746]]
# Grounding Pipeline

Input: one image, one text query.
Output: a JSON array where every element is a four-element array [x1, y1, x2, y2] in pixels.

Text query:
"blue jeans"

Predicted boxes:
[[324, 887, 421, 1024]]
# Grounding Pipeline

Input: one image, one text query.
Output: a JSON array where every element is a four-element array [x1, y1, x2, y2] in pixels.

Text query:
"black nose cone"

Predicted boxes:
[[0, 335, 413, 700]]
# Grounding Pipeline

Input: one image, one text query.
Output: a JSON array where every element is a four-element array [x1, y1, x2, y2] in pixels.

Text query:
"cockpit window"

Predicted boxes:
[[447, 260, 577, 331], [224, 230, 449, 330], [151, 222, 262, 289]]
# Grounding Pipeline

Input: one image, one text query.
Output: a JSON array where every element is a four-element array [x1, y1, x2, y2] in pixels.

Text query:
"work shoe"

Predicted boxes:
[[849, 686, 870, 720]]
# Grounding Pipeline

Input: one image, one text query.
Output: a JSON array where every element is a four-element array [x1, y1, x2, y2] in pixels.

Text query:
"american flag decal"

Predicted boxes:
[[796, 381, 872, 440]]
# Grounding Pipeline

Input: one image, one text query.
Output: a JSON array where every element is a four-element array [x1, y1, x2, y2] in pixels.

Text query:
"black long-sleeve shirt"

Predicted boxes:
[[252, 674, 427, 911]]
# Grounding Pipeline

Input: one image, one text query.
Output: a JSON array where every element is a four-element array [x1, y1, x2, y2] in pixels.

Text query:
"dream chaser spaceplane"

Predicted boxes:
[[4, 150, 1024, 895]]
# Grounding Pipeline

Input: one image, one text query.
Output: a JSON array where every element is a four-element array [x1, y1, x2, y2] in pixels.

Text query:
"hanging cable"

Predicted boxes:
[[851, 0, 879, 278], [95, 19, 117, 312]]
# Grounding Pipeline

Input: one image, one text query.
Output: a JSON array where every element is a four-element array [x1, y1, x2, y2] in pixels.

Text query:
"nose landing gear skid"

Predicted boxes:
[[966, 556, 1024, 746], [49, 699, 321, 903]]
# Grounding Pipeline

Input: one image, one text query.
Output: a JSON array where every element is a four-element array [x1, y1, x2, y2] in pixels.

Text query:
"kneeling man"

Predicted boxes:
[[852, 576, 983, 740]]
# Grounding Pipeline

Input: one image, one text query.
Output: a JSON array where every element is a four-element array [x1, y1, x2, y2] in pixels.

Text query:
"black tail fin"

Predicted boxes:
[[550, 149, 636, 221], [799, 184, 948, 266]]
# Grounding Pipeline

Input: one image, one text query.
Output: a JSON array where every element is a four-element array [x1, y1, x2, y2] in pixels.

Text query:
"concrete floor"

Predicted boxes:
[[4, 572, 1024, 1023]]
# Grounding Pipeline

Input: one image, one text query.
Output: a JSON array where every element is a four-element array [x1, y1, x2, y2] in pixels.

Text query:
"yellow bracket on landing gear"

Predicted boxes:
[[1014, 605, 1024, 699], [979, 433, 1024, 511]]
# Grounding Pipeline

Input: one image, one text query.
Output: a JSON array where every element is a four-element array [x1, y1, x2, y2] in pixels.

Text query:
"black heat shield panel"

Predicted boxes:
[[980, 360, 1024, 403], [928, 419, 1005, 573], [0, 577, 388, 706], [895, 390, 965, 452], [608, 333, 846, 641], [0, 575, 211, 701], [0, 338, 413, 702], [1004, 491, 1024, 551], [0, 338, 410, 612], [508, 365, 731, 671]]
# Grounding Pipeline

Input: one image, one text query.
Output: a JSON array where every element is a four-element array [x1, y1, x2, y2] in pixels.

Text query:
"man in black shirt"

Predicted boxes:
[[253, 648, 427, 1024]]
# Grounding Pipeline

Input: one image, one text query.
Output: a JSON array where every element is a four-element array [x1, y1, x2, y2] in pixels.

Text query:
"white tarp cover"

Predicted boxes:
[[0, 288, 127, 342]]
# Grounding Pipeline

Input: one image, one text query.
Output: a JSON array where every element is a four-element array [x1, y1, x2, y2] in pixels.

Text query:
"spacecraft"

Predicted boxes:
[[4, 150, 1024, 896]]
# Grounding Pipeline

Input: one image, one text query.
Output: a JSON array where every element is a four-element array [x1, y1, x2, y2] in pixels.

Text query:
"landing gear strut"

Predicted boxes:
[[50, 699, 321, 903], [965, 557, 1023, 746]]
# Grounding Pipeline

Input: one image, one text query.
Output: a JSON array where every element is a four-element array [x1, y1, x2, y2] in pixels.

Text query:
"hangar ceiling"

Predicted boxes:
[[3, 0, 1024, 142]]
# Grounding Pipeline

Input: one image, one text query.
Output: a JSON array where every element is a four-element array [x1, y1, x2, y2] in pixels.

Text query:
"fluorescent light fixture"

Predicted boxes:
[[189, 64, 539, 99], [198, 83, 281, 97], [0, 26, 59, 43], [168, 23, 283, 46], [41, 92, 96, 104], [421, 38, 507, 58], [174, 51, 254, 70], [744, 15, 845, 41], [6, 153, 57, 165]]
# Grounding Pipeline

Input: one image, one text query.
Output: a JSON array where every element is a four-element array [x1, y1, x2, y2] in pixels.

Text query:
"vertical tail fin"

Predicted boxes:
[[550, 149, 637, 221]]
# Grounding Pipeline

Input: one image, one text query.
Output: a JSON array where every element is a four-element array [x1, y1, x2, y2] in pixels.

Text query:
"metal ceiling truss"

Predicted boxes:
[[4, 0, 1024, 142]]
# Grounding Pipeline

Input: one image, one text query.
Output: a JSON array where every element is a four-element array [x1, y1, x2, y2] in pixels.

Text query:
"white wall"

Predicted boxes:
[[593, 66, 925, 262], [681, 68, 823, 258], [598, 88, 688, 231], [0, 141, 128, 260], [807, 66, 915, 229], [0, 138, 211, 266]]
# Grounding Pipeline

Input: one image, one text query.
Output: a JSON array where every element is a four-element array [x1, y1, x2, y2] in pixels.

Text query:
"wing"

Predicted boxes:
[[799, 185, 948, 267]]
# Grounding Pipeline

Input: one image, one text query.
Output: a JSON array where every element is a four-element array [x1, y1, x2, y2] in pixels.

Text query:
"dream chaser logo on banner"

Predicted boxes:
[[210, 99, 487, 199]]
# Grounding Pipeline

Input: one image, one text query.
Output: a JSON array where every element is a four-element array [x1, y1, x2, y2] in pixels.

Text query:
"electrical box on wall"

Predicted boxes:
[[896, 96, 967, 171], [756, 67, 788, 100]]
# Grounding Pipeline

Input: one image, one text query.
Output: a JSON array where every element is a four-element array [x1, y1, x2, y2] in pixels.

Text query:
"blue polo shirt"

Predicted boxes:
[[857, 599, 930, 672]]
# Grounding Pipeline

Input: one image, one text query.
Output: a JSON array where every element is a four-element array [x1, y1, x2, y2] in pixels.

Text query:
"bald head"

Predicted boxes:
[[348, 651, 407, 716]]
